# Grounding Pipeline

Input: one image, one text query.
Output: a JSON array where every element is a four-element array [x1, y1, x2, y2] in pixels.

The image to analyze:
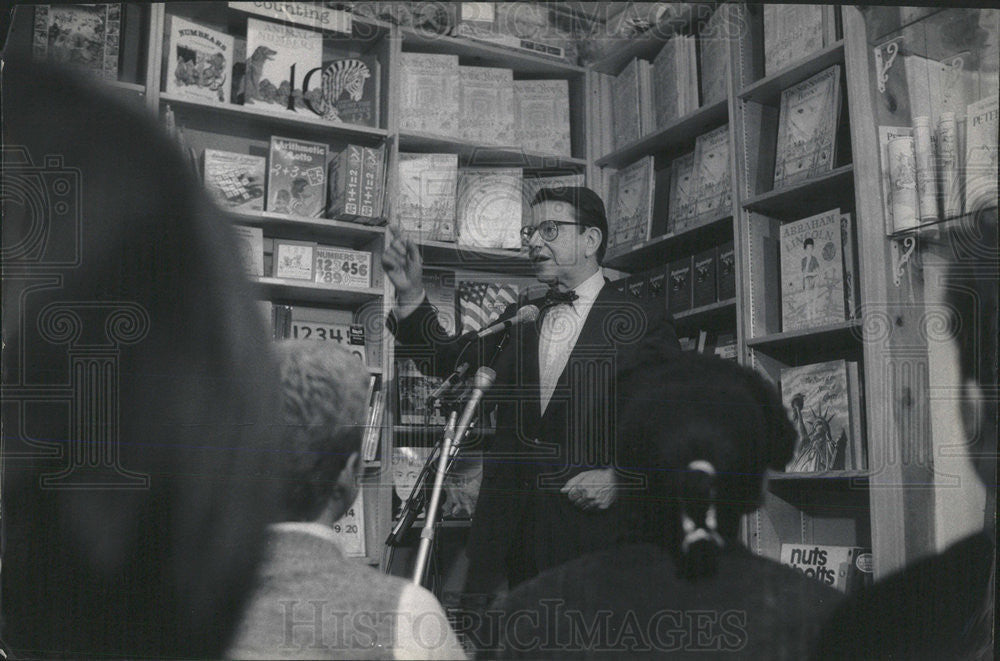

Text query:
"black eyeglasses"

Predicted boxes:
[[520, 220, 581, 243]]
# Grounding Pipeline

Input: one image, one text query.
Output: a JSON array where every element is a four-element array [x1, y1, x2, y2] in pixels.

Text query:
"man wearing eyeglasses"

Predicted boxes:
[[383, 186, 679, 602]]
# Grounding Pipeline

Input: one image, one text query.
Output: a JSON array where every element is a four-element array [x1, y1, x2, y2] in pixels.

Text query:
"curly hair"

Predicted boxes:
[[275, 341, 370, 521]]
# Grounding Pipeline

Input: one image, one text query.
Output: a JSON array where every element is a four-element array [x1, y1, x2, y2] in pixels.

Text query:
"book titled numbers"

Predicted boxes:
[[774, 66, 842, 189], [331, 494, 366, 557], [165, 15, 234, 104], [313, 246, 372, 289], [267, 136, 327, 218]]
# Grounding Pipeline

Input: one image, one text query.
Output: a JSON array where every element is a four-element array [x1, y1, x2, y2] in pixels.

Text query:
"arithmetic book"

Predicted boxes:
[[774, 66, 842, 189], [244, 17, 323, 114], [780, 208, 846, 331], [165, 15, 234, 104], [203, 150, 265, 212], [780, 359, 855, 473], [267, 136, 327, 218]]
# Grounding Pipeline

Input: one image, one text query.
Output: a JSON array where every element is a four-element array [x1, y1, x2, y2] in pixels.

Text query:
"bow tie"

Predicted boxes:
[[543, 288, 579, 307]]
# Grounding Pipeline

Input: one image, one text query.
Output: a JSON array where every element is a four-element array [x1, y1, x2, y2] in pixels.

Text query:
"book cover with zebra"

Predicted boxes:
[[318, 54, 380, 127]]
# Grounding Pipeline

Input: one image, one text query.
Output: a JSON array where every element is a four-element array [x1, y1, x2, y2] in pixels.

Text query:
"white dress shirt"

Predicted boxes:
[[538, 269, 605, 414]]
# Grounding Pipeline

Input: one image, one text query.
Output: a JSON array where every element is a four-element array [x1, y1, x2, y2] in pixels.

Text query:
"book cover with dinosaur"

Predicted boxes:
[[244, 17, 322, 114]]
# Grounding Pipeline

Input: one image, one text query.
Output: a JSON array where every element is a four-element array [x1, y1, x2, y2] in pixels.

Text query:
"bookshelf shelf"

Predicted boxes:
[[159, 92, 390, 142], [415, 240, 534, 275], [397, 131, 586, 170], [674, 298, 737, 323], [255, 278, 382, 306], [399, 27, 585, 76], [107, 80, 146, 95], [743, 165, 855, 219], [595, 99, 729, 168], [603, 214, 733, 272], [747, 319, 863, 357], [738, 41, 846, 105], [589, 3, 717, 75], [886, 210, 989, 241], [769, 469, 870, 483], [230, 210, 385, 247]]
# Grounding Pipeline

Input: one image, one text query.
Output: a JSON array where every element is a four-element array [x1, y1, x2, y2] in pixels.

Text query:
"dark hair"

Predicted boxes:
[[618, 352, 797, 579], [804, 238, 815, 248], [2, 57, 281, 658], [530, 186, 609, 263], [275, 341, 369, 520]]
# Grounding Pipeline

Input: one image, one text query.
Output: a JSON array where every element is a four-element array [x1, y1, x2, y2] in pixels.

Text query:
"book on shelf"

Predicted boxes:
[[360, 145, 386, 222], [678, 336, 698, 352], [203, 150, 266, 212], [668, 257, 693, 314], [32, 4, 120, 80], [391, 445, 434, 517], [692, 124, 732, 223], [459, 65, 515, 146], [781, 359, 865, 473], [270, 303, 293, 340], [692, 248, 717, 308], [773, 65, 842, 189], [647, 267, 667, 306], [164, 15, 233, 105], [611, 58, 644, 150], [331, 492, 366, 557], [273, 239, 316, 281], [396, 153, 459, 242], [456, 168, 523, 250], [522, 172, 585, 221], [713, 332, 738, 361], [233, 225, 264, 277], [455, 2, 569, 63], [267, 136, 327, 218], [513, 79, 572, 157], [288, 312, 368, 367], [596, 71, 615, 158], [846, 361, 867, 470], [317, 53, 380, 127], [763, 4, 836, 76], [716, 241, 736, 301], [780, 544, 874, 595], [361, 387, 384, 462], [396, 359, 447, 426], [606, 156, 655, 259], [840, 213, 860, 320], [652, 35, 698, 129], [626, 273, 646, 301], [313, 245, 372, 289], [698, 8, 730, 107], [458, 278, 519, 334], [611, 277, 629, 295], [398, 52, 460, 137], [243, 17, 323, 114], [912, 116, 940, 223], [964, 94, 998, 214], [667, 151, 698, 234], [877, 126, 916, 233], [779, 208, 848, 332], [327, 144, 363, 221]]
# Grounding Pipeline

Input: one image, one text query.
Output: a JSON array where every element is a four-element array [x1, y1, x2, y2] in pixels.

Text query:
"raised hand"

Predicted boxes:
[[382, 225, 424, 306]]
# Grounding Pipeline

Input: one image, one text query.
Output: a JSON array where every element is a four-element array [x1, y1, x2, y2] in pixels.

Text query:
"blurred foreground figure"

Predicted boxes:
[[813, 208, 997, 660], [228, 341, 465, 660], [491, 353, 842, 659], [2, 57, 281, 657]]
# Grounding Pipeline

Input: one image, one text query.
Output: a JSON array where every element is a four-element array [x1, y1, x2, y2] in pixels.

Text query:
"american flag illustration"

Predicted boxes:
[[458, 281, 519, 334]]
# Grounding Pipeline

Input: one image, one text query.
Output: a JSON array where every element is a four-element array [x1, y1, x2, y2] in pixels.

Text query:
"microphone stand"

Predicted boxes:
[[413, 366, 496, 585]]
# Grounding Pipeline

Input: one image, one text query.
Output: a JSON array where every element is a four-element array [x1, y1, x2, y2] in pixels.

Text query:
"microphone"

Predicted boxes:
[[426, 362, 470, 405], [451, 367, 497, 449], [475, 304, 540, 339]]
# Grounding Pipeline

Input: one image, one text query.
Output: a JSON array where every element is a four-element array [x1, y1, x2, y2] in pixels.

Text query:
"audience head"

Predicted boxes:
[[619, 352, 797, 579], [2, 57, 281, 657], [529, 186, 609, 265], [274, 341, 370, 524], [943, 207, 998, 493]]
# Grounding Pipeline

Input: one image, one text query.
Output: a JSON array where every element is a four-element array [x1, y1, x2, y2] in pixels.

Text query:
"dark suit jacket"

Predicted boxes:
[[390, 282, 679, 589]]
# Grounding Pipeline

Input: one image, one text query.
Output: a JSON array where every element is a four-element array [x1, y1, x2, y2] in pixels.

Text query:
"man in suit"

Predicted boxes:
[[229, 342, 465, 659], [383, 186, 680, 598]]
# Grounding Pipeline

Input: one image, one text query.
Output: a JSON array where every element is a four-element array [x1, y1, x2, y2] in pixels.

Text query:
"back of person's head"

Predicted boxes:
[[619, 352, 797, 579], [275, 341, 370, 521], [530, 186, 609, 263], [943, 206, 998, 492], [2, 57, 281, 657]]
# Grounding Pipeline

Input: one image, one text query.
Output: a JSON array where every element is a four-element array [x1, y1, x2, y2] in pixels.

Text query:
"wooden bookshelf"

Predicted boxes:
[[743, 165, 856, 219], [256, 278, 382, 306], [595, 99, 728, 167]]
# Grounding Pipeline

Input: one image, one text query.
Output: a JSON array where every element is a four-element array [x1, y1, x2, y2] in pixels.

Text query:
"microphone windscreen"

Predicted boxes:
[[518, 305, 540, 323]]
